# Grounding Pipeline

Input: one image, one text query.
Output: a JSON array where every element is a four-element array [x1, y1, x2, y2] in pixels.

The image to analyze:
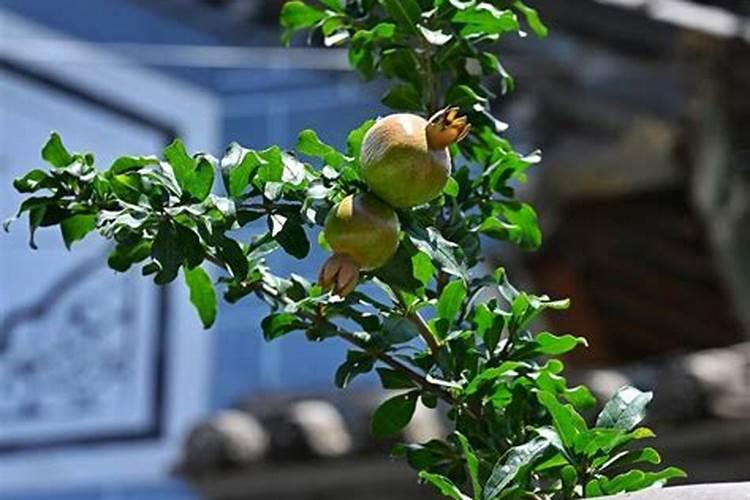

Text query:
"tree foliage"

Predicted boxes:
[[5, 1, 685, 498]]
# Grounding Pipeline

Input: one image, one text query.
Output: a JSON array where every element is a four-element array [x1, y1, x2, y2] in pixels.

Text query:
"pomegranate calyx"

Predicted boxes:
[[319, 254, 361, 297], [426, 106, 471, 150]]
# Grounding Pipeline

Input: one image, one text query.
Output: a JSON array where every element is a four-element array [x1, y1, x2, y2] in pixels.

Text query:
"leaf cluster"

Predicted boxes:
[[5, 1, 685, 498]]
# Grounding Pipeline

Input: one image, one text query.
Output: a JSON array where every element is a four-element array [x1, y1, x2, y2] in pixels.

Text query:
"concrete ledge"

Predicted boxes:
[[594, 482, 750, 499]]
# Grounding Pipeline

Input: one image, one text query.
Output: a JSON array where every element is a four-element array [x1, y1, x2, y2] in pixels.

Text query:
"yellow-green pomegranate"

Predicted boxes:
[[319, 193, 400, 296], [360, 107, 470, 208]]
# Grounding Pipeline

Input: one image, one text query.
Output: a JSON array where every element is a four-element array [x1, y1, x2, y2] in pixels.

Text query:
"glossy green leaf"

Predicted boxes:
[[464, 361, 522, 395], [296, 129, 348, 167], [184, 266, 217, 328], [60, 214, 96, 250], [437, 279, 467, 323], [109, 155, 159, 174], [419, 472, 471, 500], [452, 4, 519, 37], [537, 391, 588, 450], [454, 432, 481, 499], [371, 391, 418, 438], [597, 386, 653, 431], [484, 436, 550, 499], [222, 144, 263, 198], [164, 139, 194, 191], [377, 367, 416, 389], [595, 447, 662, 472], [13, 170, 50, 193], [42, 132, 73, 168], [513, 1, 548, 38], [418, 25, 452, 46], [532, 332, 588, 355], [335, 350, 375, 388], [346, 119, 375, 157], [280, 1, 326, 45], [108, 240, 151, 272], [382, 315, 421, 345], [261, 312, 305, 341], [151, 220, 184, 284], [379, 0, 421, 35], [382, 84, 423, 112]]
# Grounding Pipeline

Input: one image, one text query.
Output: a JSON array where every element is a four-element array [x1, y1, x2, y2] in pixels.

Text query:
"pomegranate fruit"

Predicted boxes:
[[360, 107, 470, 208], [319, 193, 400, 296]]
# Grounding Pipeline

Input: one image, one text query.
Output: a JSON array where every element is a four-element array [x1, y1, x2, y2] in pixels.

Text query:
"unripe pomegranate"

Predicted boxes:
[[319, 193, 400, 296], [360, 107, 470, 208]]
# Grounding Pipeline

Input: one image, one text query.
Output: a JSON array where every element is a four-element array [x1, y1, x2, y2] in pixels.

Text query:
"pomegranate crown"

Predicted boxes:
[[425, 106, 471, 150], [319, 254, 360, 297]]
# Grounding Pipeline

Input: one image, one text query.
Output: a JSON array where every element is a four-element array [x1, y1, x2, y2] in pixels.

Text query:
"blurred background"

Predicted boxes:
[[0, 0, 749, 499]]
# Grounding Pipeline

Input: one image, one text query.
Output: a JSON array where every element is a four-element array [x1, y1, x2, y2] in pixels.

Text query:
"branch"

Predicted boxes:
[[204, 253, 460, 406]]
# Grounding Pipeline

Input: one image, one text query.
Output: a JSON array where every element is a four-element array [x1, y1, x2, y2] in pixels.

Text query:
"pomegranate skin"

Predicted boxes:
[[360, 114, 451, 208], [323, 193, 400, 271]]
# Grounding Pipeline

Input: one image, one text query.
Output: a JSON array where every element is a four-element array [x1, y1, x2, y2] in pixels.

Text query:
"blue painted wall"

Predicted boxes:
[[0, 1, 386, 497]]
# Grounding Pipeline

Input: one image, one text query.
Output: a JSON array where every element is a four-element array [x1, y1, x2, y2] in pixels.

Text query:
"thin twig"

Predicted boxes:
[[204, 254, 459, 406]]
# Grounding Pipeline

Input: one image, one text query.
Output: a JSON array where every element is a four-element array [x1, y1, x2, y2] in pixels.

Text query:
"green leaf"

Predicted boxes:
[[60, 214, 97, 250], [532, 332, 588, 355], [513, 1, 548, 38], [42, 132, 73, 168], [446, 84, 487, 107], [319, 0, 343, 11], [164, 139, 195, 191], [484, 436, 550, 499], [192, 156, 216, 201], [261, 312, 305, 341], [500, 202, 542, 249], [382, 84, 423, 112], [537, 391, 588, 450], [222, 144, 263, 198], [374, 238, 425, 292], [108, 240, 151, 272], [184, 266, 217, 328], [346, 119, 375, 158], [534, 369, 596, 409], [109, 155, 159, 174], [443, 177, 460, 197], [215, 234, 248, 280], [596, 386, 653, 431], [296, 129, 348, 167], [437, 280, 467, 323], [382, 315, 420, 345], [601, 467, 687, 495], [595, 447, 662, 471], [419, 472, 471, 500], [371, 391, 418, 438], [269, 215, 310, 259], [280, 1, 326, 45], [13, 170, 51, 193], [479, 52, 514, 93], [464, 361, 522, 395], [151, 220, 183, 284], [452, 4, 519, 37], [472, 303, 505, 353], [574, 428, 626, 458], [418, 25, 452, 46], [380, 48, 422, 87], [376, 367, 416, 389], [454, 432, 481, 500], [335, 350, 375, 388], [411, 250, 435, 287], [379, 0, 421, 35]]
